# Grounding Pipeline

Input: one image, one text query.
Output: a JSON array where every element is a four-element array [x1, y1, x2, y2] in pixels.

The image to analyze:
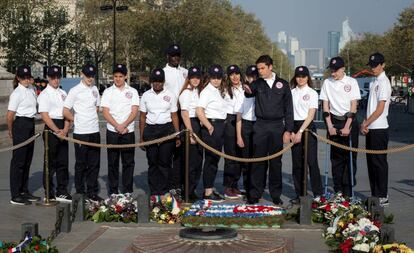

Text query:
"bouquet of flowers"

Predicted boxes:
[[150, 193, 188, 224], [311, 193, 360, 224], [373, 243, 414, 253], [85, 193, 138, 223], [0, 234, 57, 253]]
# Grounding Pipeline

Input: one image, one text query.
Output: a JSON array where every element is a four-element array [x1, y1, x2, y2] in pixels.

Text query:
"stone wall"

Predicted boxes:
[[0, 67, 14, 126]]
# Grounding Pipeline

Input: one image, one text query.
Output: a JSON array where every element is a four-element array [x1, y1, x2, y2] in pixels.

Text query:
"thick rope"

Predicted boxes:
[[192, 133, 294, 162], [53, 130, 183, 148], [0, 133, 41, 153], [309, 130, 414, 154]]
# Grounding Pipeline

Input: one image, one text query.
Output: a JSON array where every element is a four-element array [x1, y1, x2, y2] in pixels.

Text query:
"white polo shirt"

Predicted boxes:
[[197, 83, 227, 120], [163, 64, 188, 99], [367, 71, 392, 129], [236, 96, 256, 121], [101, 83, 140, 133], [64, 81, 100, 134], [291, 85, 319, 121], [8, 84, 37, 118], [319, 74, 361, 116], [224, 84, 244, 115], [37, 85, 67, 119], [140, 88, 177, 125], [179, 87, 199, 118]]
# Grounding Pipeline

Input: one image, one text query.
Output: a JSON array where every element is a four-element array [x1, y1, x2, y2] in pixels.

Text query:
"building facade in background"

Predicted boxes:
[[328, 31, 340, 59]]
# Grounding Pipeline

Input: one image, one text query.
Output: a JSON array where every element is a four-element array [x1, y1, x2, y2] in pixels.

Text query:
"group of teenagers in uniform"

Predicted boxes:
[[7, 44, 391, 208]]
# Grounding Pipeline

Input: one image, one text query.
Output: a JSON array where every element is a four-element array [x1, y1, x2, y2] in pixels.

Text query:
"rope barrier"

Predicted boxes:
[[309, 130, 414, 154], [53, 130, 183, 149], [192, 133, 294, 162], [0, 133, 41, 153]]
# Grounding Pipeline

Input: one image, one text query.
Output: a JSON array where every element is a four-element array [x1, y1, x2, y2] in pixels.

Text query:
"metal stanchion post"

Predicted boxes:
[[303, 130, 309, 196], [324, 142, 330, 195], [299, 130, 312, 225], [184, 129, 190, 204], [349, 137, 354, 198], [37, 130, 57, 207]]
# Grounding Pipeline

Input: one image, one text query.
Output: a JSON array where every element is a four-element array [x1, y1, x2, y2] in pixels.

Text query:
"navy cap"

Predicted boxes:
[[166, 44, 181, 56], [47, 65, 62, 78], [227, 65, 241, 75], [113, 63, 127, 75], [367, 52, 385, 68], [208, 64, 223, 78], [245, 65, 258, 77], [294, 66, 310, 77], [82, 64, 96, 77], [327, 57, 345, 71], [16, 65, 32, 78], [150, 68, 165, 83], [188, 66, 202, 78]]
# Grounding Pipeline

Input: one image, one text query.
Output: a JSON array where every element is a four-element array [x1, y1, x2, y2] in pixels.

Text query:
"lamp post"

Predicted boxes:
[[100, 0, 128, 68]]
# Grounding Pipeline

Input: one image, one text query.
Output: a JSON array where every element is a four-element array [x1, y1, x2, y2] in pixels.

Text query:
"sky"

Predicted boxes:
[[230, 0, 413, 51]]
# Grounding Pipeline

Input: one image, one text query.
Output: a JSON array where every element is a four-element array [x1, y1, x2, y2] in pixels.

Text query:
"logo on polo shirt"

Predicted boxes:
[[303, 94, 310, 101], [375, 85, 379, 92], [125, 91, 132, 99], [344, 84, 351, 92], [163, 95, 171, 102], [92, 90, 98, 98], [275, 82, 283, 89], [61, 94, 66, 101]]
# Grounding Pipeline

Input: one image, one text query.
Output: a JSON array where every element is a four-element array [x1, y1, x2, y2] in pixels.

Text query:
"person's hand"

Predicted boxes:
[[208, 126, 214, 136], [176, 138, 181, 147], [293, 132, 302, 144], [56, 129, 65, 137], [62, 128, 69, 137], [121, 128, 129, 135], [328, 127, 337, 136], [360, 120, 369, 135], [283, 132, 291, 144], [237, 137, 245, 148], [8, 129, 12, 138], [243, 84, 252, 94], [340, 127, 350, 137], [115, 123, 126, 134], [190, 136, 196, 144]]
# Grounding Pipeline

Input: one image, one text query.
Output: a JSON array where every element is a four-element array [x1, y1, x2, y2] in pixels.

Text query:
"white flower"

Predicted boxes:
[[352, 243, 370, 252], [326, 226, 336, 235], [152, 207, 160, 214], [171, 207, 180, 215], [160, 214, 166, 220], [99, 206, 108, 212]]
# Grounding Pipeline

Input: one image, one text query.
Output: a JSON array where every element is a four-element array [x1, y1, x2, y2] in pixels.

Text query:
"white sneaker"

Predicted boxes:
[[379, 197, 389, 207], [56, 194, 72, 202]]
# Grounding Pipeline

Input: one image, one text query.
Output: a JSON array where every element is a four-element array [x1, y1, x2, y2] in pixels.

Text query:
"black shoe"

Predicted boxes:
[[10, 196, 31, 205], [21, 192, 41, 202], [247, 197, 259, 205], [289, 197, 300, 205], [56, 193, 72, 202], [272, 197, 284, 206], [88, 194, 104, 202], [203, 191, 224, 203]]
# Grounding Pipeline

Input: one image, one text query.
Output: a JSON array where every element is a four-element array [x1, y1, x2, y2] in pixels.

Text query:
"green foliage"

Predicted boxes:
[[181, 216, 284, 228], [0, 236, 58, 253]]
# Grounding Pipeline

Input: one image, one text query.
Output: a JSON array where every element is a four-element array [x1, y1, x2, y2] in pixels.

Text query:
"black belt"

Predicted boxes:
[[330, 114, 347, 121], [208, 118, 225, 123], [242, 119, 255, 123], [15, 116, 34, 121], [227, 114, 236, 118]]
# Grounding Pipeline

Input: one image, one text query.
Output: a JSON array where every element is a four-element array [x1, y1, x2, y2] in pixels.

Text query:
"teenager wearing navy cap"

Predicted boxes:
[[63, 64, 103, 202], [222, 64, 244, 199], [178, 66, 204, 201], [236, 65, 259, 199], [360, 53, 392, 207], [196, 64, 226, 202], [320, 56, 360, 197], [7, 65, 40, 205], [140, 68, 180, 198], [244, 55, 294, 205], [38, 65, 71, 202], [289, 66, 323, 204], [101, 64, 139, 196], [163, 44, 188, 200]]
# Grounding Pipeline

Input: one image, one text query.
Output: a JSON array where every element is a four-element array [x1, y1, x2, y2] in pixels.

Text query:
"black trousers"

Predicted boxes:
[[10, 117, 35, 198], [329, 116, 359, 197], [291, 121, 323, 197], [223, 114, 243, 188], [43, 119, 69, 196], [188, 118, 203, 194], [366, 128, 389, 198], [143, 123, 175, 195], [73, 132, 101, 196], [250, 120, 284, 200], [201, 120, 225, 189], [170, 113, 183, 191], [106, 130, 135, 195], [240, 119, 255, 195]]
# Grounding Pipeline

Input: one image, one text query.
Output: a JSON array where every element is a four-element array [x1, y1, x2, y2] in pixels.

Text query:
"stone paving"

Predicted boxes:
[[0, 110, 413, 252]]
